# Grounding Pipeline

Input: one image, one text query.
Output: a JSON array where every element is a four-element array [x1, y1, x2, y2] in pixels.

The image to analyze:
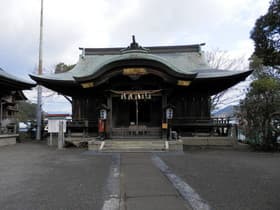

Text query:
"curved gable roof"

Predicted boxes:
[[30, 48, 207, 83], [0, 68, 35, 90], [30, 41, 252, 94], [74, 52, 198, 82]]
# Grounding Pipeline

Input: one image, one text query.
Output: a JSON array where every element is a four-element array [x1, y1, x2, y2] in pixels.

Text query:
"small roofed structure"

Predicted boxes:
[[30, 37, 252, 144], [0, 68, 35, 146]]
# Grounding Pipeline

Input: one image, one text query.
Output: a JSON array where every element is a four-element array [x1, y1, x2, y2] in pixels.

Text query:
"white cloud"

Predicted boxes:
[[229, 39, 255, 60], [0, 0, 271, 112]]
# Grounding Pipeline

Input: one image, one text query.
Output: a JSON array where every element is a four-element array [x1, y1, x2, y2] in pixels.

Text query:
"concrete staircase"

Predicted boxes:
[[101, 140, 166, 152]]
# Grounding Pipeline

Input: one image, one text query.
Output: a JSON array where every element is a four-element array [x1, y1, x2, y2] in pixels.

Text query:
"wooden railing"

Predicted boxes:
[[66, 120, 98, 137], [67, 120, 98, 128], [67, 117, 232, 138], [170, 117, 230, 126], [112, 126, 161, 138], [170, 117, 231, 136]]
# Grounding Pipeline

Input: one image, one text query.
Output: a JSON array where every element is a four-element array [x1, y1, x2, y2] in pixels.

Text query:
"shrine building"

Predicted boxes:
[[30, 37, 252, 140], [0, 68, 35, 146]]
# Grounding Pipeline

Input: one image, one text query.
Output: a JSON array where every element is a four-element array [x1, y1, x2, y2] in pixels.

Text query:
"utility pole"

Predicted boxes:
[[36, 0, 43, 140]]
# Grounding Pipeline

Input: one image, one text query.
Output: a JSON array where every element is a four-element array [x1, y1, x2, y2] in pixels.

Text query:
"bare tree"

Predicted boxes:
[[30, 63, 74, 109], [205, 49, 248, 111]]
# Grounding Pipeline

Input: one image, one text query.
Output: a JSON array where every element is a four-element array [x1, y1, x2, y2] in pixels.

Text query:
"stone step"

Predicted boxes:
[[102, 140, 166, 152], [106, 142, 164, 145], [105, 143, 164, 147]]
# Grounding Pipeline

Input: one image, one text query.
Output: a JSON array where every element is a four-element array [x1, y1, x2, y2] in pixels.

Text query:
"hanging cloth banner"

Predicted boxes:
[[110, 90, 161, 100]]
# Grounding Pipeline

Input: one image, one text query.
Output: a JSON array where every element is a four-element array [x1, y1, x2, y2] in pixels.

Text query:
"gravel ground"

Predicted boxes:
[[0, 142, 112, 210], [160, 150, 280, 210]]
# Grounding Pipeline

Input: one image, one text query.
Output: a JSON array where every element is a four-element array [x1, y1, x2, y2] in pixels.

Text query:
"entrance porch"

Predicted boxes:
[[111, 94, 162, 139]]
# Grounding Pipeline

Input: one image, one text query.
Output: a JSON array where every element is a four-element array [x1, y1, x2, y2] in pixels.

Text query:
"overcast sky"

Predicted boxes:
[[0, 0, 270, 113]]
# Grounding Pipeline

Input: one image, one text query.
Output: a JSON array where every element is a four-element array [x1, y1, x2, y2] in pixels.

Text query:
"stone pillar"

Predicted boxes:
[[48, 133, 53, 146], [231, 124, 238, 146], [58, 121, 64, 149]]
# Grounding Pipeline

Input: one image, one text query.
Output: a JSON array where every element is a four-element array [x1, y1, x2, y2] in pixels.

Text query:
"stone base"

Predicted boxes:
[[89, 139, 167, 152], [182, 136, 236, 149], [166, 140, 183, 151], [0, 134, 18, 147], [88, 139, 103, 151], [47, 134, 58, 146], [88, 139, 183, 152]]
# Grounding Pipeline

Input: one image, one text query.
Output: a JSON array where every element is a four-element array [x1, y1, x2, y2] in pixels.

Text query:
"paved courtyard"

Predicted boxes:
[[161, 150, 280, 210], [0, 142, 280, 210]]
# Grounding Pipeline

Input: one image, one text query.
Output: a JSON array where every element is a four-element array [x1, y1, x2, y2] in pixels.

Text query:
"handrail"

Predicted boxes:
[[171, 117, 231, 126]]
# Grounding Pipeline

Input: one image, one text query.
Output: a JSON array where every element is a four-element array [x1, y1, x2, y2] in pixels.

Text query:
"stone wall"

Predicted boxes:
[[0, 134, 18, 147], [182, 136, 236, 148]]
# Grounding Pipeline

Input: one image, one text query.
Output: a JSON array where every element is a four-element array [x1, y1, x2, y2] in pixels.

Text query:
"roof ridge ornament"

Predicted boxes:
[[120, 35, 149, 54]]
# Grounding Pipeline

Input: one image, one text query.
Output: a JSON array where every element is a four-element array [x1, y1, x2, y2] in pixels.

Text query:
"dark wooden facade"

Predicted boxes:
[[69, 87, 211, 137]]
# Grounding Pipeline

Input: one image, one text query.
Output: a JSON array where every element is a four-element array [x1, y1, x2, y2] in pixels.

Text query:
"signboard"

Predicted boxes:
[[177, 80, 191, 86], [81, 82, 94, 88], [123, 68, 147, 75], [47, 120, 67, 133]]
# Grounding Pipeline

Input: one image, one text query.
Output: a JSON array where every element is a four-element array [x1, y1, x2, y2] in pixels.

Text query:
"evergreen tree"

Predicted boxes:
[[250, 0, 280, 70], [239, 76, 280, 148], [239, 0, 280, 149], [55, 63, 75, 74], [16, 101, 37, 122]]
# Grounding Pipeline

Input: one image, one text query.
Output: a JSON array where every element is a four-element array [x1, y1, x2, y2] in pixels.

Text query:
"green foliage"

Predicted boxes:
[[239, 76, 280, 148], [249, 55, 265, 75], [55, 63, 75, 74], [242, 0, 280, 149], [250, 0, 280, 70], [250, 77, 280, 93], [15, 101, 37, 122]]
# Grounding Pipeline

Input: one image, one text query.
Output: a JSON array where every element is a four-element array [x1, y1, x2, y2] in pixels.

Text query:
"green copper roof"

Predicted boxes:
[[0, 68, 35, 90], [29, 38, 253, 96], [30, 50, 212, 82], [194, 69, 251, 78], [30, 41, 252, 84]]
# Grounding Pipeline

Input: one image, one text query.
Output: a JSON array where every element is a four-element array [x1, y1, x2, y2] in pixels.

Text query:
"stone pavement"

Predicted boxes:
[[0, 142, 112, 210], [119, 153, 191, 210], [160, 150, 280, 210], [2, 142, 280, 210], [0, 143, 192, 210]]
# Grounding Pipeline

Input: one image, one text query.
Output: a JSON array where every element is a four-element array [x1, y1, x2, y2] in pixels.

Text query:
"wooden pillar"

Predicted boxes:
[[162, 94, 167, 115], [107, 95, 112, 138], [72, 97, 81, 120], [136, 100, 139, 127], [162, 94, 167, 139]]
